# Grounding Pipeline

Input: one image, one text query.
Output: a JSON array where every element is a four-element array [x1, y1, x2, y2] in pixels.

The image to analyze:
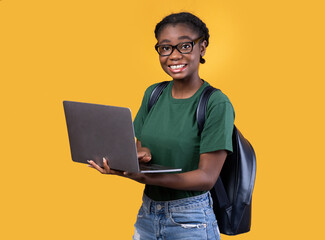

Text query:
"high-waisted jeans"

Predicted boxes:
[[133, 192, 221, 240]]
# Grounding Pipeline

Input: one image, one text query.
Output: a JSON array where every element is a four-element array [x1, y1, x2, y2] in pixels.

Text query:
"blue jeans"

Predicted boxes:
[[133, 192, 221, 240]]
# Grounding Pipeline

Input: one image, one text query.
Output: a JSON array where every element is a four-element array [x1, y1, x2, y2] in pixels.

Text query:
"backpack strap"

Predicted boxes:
[[197, 86, 232, 222], [148, 81, 169, 112], [196, 85, 218, 135]]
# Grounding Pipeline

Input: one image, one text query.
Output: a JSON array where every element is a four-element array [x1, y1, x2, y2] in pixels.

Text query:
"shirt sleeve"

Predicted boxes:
[[133, 84, 158, 141], [199, 90, 235, 154]]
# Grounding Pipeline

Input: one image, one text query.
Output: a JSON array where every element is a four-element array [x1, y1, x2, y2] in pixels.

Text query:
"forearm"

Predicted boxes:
[[126, 148, 226, 192], [141, 169, 216, 191]]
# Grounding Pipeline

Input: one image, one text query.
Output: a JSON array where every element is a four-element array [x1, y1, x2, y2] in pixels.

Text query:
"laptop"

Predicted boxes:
[[63, 101, 182, 173]]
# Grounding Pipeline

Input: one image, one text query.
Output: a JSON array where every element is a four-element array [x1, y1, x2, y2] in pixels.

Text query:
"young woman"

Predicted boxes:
[[88, 12, 235, 240]]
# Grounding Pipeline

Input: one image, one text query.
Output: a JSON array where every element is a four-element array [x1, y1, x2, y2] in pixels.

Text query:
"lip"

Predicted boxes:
[[168, 64, 188, 73]]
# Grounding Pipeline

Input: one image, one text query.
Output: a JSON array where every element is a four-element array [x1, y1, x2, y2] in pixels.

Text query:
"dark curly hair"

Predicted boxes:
[[154, 12, 210, 64]]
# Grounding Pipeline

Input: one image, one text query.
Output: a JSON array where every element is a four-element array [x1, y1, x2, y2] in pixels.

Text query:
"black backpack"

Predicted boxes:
[[148, 81, 257, 235]]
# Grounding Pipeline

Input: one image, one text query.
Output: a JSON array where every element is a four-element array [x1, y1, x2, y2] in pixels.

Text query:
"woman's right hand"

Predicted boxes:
[[87, 158, 125, 176], [88, 157, 148, 184]]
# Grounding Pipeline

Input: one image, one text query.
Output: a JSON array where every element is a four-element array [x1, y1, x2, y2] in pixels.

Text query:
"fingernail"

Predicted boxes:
[[102, 157, 106, 162]]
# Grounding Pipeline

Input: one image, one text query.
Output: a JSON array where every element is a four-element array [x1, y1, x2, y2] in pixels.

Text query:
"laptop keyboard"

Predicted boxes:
[[139, 163, 171, 170]]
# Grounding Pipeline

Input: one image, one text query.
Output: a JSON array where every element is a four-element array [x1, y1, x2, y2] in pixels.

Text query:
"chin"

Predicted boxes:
[[171, 75, 187, 81]]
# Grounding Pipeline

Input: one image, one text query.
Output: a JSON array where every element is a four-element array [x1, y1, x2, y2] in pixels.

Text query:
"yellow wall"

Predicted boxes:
[[1, 0, 324, 239]]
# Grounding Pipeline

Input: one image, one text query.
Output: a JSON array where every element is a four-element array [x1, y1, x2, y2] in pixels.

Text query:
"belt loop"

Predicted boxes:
[[207, 191, 213, 207], [165, 201, 169, 214], [148, 196, 152, 213]]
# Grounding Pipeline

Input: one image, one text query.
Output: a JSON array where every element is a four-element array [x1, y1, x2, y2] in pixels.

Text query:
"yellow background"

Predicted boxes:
[[1, 0, 324, 239]]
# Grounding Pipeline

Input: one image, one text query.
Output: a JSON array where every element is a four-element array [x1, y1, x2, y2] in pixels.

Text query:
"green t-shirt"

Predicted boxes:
[[133, 81, 235, 201]]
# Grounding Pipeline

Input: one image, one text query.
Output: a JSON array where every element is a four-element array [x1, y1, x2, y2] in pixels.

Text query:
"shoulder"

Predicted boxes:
[[208, 88, 232, 106], [143, 81, 171, 97], [205, 87, 235, 116]]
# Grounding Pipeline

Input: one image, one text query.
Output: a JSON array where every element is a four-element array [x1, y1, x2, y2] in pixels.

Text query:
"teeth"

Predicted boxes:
[[170, 64, 185, 69]]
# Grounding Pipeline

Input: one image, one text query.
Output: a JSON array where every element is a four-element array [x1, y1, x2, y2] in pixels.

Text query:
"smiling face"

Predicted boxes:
[[156, 23, 207, 82]]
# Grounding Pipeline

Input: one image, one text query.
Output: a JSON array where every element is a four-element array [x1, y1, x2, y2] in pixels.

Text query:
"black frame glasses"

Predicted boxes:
[[155, 36, 204, 56]]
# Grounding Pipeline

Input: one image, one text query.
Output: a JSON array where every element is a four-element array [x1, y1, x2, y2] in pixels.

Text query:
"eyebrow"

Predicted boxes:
[[159, 39, 171, 44], [178, 35, 193, 41], [158, 35, 194, 45]]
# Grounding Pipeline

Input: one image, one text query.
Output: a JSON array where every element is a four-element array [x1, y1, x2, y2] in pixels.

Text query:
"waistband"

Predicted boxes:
[[141, 192, 213, 214]]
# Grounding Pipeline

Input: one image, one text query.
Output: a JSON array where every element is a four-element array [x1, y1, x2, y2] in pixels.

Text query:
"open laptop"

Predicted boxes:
[[63, 101, 182, 173]]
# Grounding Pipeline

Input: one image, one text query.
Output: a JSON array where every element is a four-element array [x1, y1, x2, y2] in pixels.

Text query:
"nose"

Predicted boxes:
[[169, 47, 183, 60]]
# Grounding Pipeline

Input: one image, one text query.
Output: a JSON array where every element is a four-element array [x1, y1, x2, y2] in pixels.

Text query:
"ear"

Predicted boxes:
[[200, 40, 208, 57]]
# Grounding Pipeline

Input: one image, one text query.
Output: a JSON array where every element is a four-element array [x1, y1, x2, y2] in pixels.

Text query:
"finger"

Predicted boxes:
[[102, 158, 125, 176], [138, 151, 151, 160], [87, 160, 104, 174], [102, 158, 111, 173], [123, 171, 132, 177], [110, 169, 125, 176], [123, 172, 144, 183], [139, 156, 151, 163], [137, 152, 146, 158], [124, 171, 139, 178]]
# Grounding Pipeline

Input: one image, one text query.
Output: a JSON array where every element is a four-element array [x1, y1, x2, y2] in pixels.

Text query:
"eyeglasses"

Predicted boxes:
[[155, 37, 204, 56]]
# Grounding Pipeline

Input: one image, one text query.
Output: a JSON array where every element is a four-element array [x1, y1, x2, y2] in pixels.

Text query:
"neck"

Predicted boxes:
[[171, 76, 203, 99]]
